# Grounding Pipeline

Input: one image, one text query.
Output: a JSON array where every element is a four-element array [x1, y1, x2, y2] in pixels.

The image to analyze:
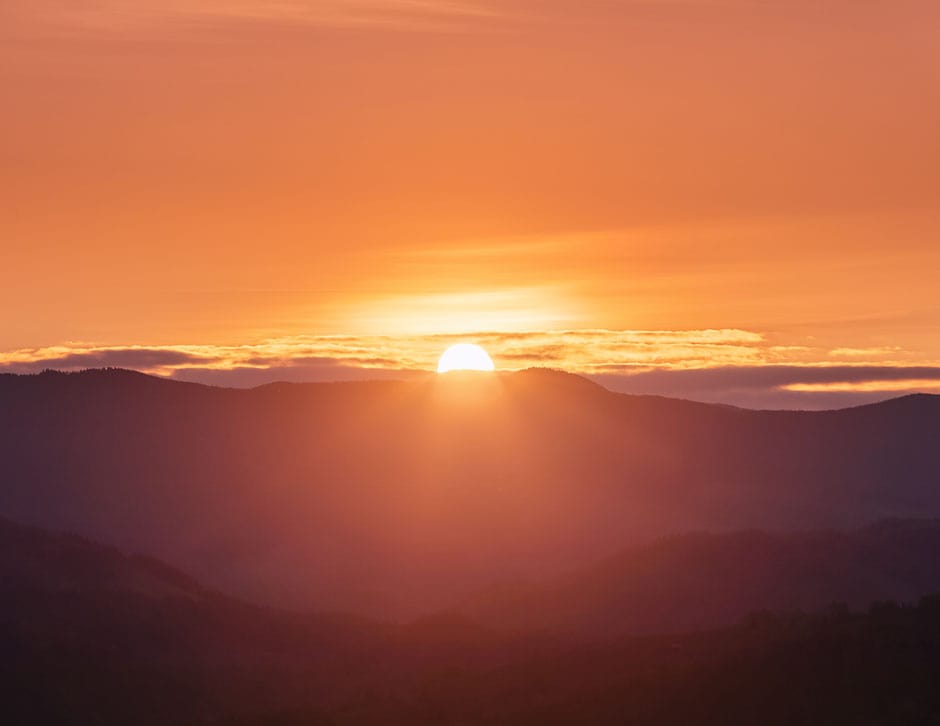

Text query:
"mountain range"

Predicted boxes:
[[4, 515, 940, 725], [1, 368, 938, 617], [462, 518, 940, 636]]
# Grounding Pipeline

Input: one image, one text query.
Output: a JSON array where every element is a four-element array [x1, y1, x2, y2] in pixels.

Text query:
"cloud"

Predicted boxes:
[[170, 363, 426, 388], [592, 365, 940, 410], [596, 365, 940, 390], [0, 329, 766, 377], [3, 331, 939, 409], [5, 0, 501, 36], [10, 0, 909, 40], [0, 347, 216, 374]]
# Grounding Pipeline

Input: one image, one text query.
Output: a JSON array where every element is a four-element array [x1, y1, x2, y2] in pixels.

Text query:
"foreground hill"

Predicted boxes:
[[4, 517, 940, 725], [461, 519, 940, 636], [1, 368, 938, 616], [0, 517, 526, 724]]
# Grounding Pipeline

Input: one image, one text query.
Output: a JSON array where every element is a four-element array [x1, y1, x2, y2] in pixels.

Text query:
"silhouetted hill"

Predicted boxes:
[[0, 517, 530, 724], [0, 515, 208, 599], [393, 597, 940, 726], [460, 519, 940, 636], [4, 517, 940, 725], [1, 368, 939, 616]]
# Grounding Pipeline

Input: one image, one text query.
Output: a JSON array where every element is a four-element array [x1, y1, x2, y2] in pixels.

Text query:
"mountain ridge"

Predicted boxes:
[[6, 365, 938, 413], [6, 514, 940, 724], [458, 518, 940, 637], [1, 366, 938, 617]]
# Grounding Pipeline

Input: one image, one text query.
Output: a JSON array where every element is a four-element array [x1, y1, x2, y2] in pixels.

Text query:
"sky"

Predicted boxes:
[[2, 0, 939, 408]]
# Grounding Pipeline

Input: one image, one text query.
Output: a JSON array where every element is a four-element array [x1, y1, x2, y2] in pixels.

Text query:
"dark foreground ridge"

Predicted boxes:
[[4, 517, 940, 725], [1, 368, 939, 617], [460, 518, 940, 636]]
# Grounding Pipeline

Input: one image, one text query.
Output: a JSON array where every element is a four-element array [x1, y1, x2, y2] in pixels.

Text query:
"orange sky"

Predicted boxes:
[[2, 0, 939, 407]]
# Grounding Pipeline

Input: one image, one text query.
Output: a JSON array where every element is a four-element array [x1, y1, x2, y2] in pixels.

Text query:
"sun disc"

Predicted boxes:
[[437, 343, 495, 373]]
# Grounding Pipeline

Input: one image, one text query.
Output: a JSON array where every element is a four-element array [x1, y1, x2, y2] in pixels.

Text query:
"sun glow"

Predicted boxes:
[[437, 343, 495, 373]]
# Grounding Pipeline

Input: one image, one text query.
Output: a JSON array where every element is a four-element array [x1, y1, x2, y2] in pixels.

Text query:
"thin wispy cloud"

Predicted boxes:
[[10, 0, 885, 38], [7, 0, 501, 35], [595, 365, 940, 409]]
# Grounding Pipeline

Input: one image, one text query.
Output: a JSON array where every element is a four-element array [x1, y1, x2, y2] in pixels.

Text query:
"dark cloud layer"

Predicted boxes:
[[591, 366, 940, 410], [0, 348, 213, 374], [170, 364, 425, 389]]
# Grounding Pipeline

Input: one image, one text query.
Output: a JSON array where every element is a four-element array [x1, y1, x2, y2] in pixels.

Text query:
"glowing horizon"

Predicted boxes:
[[3, 0, 939, 408]]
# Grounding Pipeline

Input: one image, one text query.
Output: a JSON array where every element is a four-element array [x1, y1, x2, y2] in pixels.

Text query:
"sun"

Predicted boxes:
[[437, 343, 495, 373]]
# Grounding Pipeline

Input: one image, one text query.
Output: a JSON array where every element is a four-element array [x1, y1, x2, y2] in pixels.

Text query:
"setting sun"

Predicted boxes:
[[437, 343, 495, 373]]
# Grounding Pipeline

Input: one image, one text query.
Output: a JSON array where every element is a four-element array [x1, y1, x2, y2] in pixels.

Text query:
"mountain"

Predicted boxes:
[[1, 368, 938, 617], [460, 519, 940, 637], [0, 517, 522, 725], [4, 517, 940, 725]]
